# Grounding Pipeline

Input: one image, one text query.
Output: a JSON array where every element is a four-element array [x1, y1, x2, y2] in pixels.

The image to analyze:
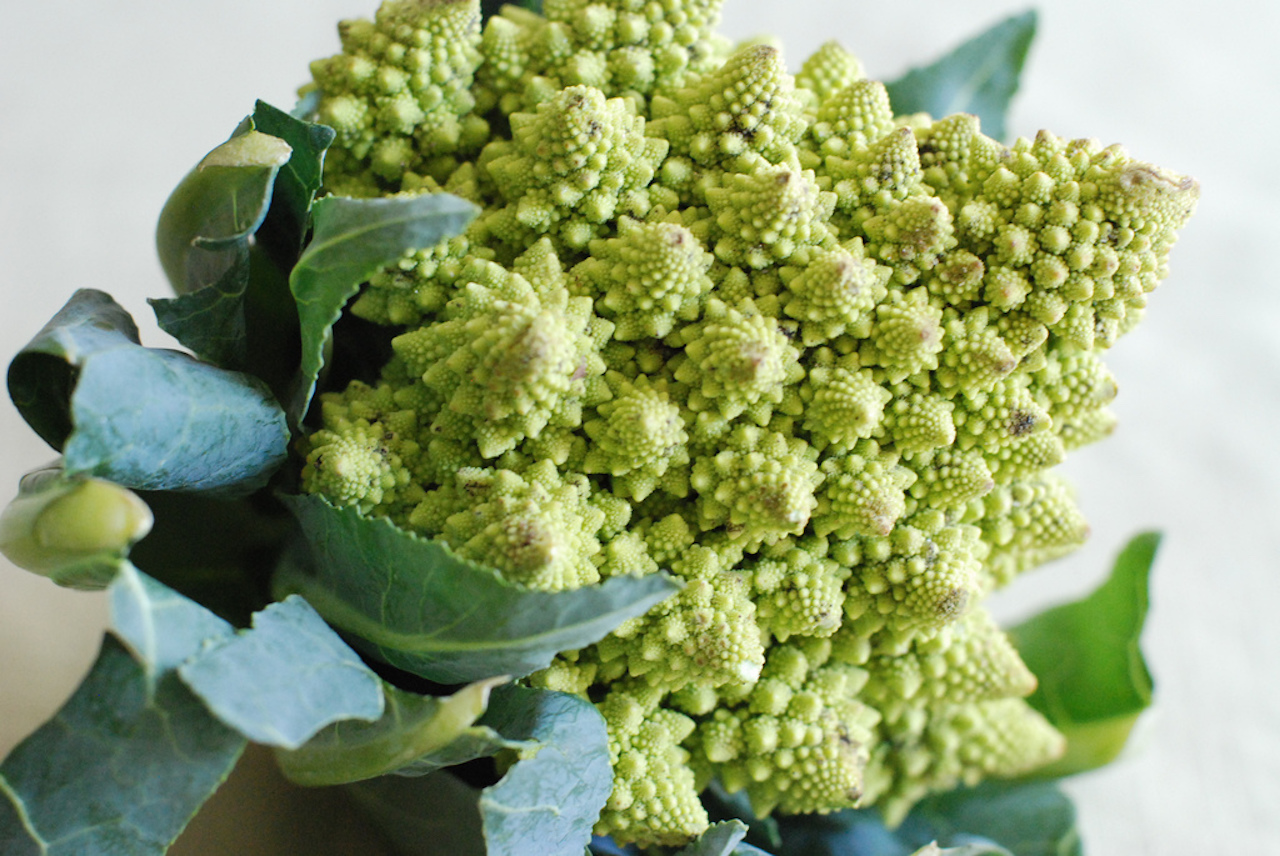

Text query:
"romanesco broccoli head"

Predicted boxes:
[[296, 0, 1198, 845]]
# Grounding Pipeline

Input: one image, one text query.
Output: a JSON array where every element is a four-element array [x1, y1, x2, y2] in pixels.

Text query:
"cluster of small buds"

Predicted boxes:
[[298, 0, 1198, 846]]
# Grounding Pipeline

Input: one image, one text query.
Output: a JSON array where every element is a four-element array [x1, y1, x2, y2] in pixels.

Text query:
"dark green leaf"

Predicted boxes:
[[906, 781, 1080, 856], [151, 258, 255, 371], [7, 290, 289, 495], [346, 772, 487, 856], [0, 465, 153, 590], [343, 686, 609, 856], [774, 779, 1077, 856], [275, 493, 680, 683], [127, 489, 293, 627], [154, 126, 291, 297], [884, 10, 1037, 141], [477, 685, 613, 856], [930, 845, 1015, 856], [0, 635, 245, 856], [177, 594, 385, 749], [1009, 532, 1158, 777], [276, 676, 527, 786], [250, 99, 336, 262], [287, 193, 477, 422], [109, 563, 236, 676]]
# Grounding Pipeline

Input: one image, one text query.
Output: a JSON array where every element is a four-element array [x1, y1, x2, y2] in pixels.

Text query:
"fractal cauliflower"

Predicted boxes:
[[295, 0, 1198, 846]]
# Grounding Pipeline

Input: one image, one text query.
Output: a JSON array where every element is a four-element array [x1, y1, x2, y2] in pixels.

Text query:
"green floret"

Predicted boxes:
[[800, 363, 893, 449], [813, 439, 915, 539], [478, 0, 727, 115], [862, 696, 1065, 827], [841, 520, 986, 645], [689, 425, 823, 548], [693, 640, 880, 817], [860, 287, 945, 381], [405, 460, 606, 590], [669, 297, 805, 435], [307, 0, 489, 194], [861, 609, 1037, 718], [594, 686, 710, 847], [572, 216, 715, 340], [648, 43, 807, 175], [480, 84, 672, 251], [390, 258, 608, 457], [293, 1, 1199, 842], [583, 371, 691, 501], [350, 231, 491, 326], [779, 242, 890, 346], [747, 543, 849, 641], [794, 41, 866, 114], [807, 79, 896, 154], [973, 473, 1090, 587], [704, 160, 837, 267], [596, 542, 765, 689]]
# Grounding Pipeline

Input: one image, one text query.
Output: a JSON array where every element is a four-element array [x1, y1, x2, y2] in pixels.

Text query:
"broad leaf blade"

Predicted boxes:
[[109, 563, 236, 676], [275, 493, 680, 683], [478, 686, 613, 856], [884, 10, 1037, 140], [0, 635, 245, 856], [1009, 532, 1158, 777], [177, 595, 385, 749], [276, 676, 524, 786], [905, 781, 1080, 856], [346, 772, 487, 856], [150, 258, 254, 371], [7, 290, 289, 495], [288, 193, 477, 422], [343, 686, 610, 856]]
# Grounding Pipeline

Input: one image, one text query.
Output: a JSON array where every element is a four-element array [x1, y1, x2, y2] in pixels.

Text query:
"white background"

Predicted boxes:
[[1, 1, 1276, 852]]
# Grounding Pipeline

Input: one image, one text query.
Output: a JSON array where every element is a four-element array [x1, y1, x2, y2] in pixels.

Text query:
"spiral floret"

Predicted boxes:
[[296, 2, 1199, 845]]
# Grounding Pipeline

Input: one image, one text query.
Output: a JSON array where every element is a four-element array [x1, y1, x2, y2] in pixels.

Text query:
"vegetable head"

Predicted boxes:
[[294, 0, 1194, 846]]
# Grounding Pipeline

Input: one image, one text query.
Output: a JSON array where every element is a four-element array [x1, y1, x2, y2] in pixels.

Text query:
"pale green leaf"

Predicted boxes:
[[109, 563, 236, 676], [276, 676, 528, 786], [1009, 532, 1158, 777], [177, 594, 385, 749], [478, 686, 613, 856]]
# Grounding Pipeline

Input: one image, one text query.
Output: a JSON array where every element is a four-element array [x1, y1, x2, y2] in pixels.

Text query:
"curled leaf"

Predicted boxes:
[[288, 193, 478, 422], [7, 289, 289, 495]]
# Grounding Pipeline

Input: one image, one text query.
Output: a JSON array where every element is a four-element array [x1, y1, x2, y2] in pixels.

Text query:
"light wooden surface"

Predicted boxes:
[[2, 2, 1276, 852]]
